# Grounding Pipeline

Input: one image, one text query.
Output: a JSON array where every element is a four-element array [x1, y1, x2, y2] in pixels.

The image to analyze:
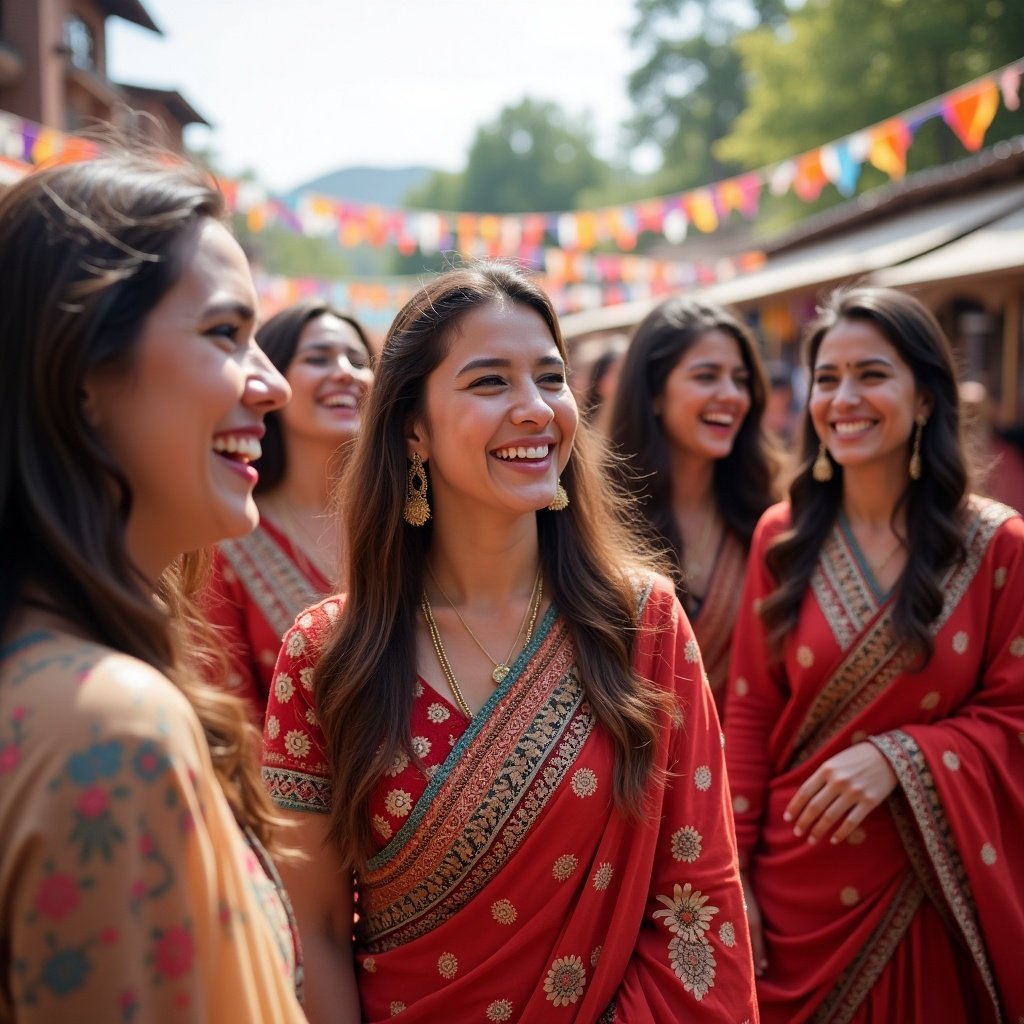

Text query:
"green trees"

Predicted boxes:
[[716, 0, 1024, 171]]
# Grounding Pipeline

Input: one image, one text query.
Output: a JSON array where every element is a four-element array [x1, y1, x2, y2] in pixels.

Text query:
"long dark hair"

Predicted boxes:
[[760, 286, 969, 665], [313, 263, 674, 870], [0, 153, 284, 849], [608, 296, 781, 591], [254, 299, 373, 493]]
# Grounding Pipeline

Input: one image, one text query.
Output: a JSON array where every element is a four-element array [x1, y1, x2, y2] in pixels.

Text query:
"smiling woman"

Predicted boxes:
[[608, 297, 782, 714], [0, 151, 306, 1022], [260, 263, 758, 1023], [200, 300, 375, 722], [725, 286, 1024, 1022]]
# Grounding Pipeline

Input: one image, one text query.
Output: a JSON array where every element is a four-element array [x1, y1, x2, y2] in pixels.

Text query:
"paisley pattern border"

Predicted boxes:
[[219, 526, 323, 640], [792, 499, 1015, 764], [870, 730, 1001, 1018]]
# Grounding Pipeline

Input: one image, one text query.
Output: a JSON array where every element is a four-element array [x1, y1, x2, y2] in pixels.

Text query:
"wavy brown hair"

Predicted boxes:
[[0, 153, 284, 850], [760, 286, 969, 665], [313, 263, 675, 871], [253, 299, 374, 494], [608, 296, 782, 595]]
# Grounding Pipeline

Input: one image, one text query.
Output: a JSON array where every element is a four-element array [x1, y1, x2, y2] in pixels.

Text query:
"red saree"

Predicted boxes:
[[724, 498, 1024, 1023], [690, 530, 748, 719], [263, 575, 758, 1022], [200, 517, 329, 723]]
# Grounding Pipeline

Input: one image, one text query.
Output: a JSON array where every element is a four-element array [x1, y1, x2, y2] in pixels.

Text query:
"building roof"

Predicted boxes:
[[95, 0, 161, 33], [118, 85, 211, 127]]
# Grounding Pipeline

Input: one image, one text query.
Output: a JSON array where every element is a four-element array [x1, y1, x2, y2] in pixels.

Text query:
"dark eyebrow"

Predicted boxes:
[[815, 357, 895, 371], [203, 300, 255, 322], [456, 354, 565, 376]]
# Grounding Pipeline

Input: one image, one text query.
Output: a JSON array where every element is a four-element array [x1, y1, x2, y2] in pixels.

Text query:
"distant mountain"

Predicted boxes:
[[288, 166, 435, 207]]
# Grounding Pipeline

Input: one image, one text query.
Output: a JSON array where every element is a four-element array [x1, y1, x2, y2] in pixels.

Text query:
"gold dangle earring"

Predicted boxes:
[[403, 452, 431, 526], [548, 478, 569, 511], [812, 441, 833, 483], [909, 415, 926, 480]]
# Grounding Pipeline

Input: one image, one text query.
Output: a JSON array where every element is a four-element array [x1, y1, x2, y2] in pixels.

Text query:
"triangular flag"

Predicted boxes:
[[868, 119, 912, 179], [942, 80, 1000, 152]]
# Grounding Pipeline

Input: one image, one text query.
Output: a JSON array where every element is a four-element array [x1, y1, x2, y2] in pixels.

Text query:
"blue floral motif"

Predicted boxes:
[[65, 742, 123, 785], [40, 946, 91, 995], [131, 742, 169, 782]]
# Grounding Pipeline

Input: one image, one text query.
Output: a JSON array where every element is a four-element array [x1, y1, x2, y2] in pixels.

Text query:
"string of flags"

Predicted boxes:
[[0, 56, 1020, 280]]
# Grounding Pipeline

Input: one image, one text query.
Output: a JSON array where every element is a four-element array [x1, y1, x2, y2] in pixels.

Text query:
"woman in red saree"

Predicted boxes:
[[262, 264, 758, 1022], [201, 301, 374, 721], [608, 298, 781, 716], [724, 286, 1024, 1023]]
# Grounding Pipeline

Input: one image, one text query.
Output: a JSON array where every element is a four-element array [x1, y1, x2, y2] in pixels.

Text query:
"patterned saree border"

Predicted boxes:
[[366, 602, 562, 876], [810, 872, 923, 1024], [261, 765, 331, 813], [790, 501, 1012, 765], [219, 527, 323, 640], [361, 691, 594, 952], [870, 730, 1001, 1018], [812, 524, 879, 652]]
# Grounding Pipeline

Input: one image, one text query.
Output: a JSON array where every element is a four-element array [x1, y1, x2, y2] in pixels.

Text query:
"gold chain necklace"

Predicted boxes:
[[420, 594, 474, 719], [425, 567, 543, 684], [683, 507, 721, 582]]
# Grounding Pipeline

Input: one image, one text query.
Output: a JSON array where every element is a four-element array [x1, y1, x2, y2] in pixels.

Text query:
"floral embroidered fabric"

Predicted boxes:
[[0, 631, 306, 1022]]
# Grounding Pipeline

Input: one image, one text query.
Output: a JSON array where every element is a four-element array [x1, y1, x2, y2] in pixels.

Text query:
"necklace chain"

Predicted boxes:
[[420, 595, 474, 719], [683, 508, 721, 582], [426, 567, 543, 684], [869, 538, 904, 579]]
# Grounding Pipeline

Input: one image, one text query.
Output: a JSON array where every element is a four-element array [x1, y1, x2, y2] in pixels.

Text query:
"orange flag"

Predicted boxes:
[[942, 80, 1000, 152], [868, 119, 912, 180]]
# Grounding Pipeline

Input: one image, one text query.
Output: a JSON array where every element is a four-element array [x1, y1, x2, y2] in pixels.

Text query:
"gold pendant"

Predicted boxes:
[[492, 665, 510, 684]]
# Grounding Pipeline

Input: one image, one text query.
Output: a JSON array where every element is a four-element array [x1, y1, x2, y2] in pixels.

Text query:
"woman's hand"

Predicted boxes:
[[784, 741, 898, 845], [740, 870, 767, 977]]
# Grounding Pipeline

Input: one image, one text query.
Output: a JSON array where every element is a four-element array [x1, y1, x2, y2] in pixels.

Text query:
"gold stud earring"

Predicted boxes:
[[548, 478, 569, 511], [812, 441, 833, 482], [403, 452, 430, 526], [909, 416, 926, 481]]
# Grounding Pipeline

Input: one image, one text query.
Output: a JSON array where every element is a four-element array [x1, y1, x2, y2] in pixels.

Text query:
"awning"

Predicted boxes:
[[559, 179, 1024, 339], [871, 202, 1024, 287]]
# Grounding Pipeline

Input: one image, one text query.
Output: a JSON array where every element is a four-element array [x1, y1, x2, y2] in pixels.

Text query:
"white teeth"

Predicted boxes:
[[213, 436, 262, 461], [703, 413, 734, 425], [834, 420, 872, 435], [322, 394, 357, 408], [496, 443, 549, 460]]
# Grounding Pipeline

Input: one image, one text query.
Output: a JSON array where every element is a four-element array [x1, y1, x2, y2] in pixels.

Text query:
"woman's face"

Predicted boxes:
[[809, 317, 929, 477], [654, 329, 752, 463], [280, 313, 374, 447], [411, 300, 578, 523], [83, 219, 289, 579]]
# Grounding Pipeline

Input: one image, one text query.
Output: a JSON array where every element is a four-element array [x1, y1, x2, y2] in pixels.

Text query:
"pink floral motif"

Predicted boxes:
[[77, 787, 108, 818], [11, 706, 27, 721], [139, 833, 155, 856], [100, 927, 119, 946], [153, 925, 195, 981], [34, 872, 80, 921], [0, 745, 19, 773]]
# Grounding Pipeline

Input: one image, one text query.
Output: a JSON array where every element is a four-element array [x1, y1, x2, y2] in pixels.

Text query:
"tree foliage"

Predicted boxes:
[[716, 0, 1024, 170], [625, 0, 788, 191]]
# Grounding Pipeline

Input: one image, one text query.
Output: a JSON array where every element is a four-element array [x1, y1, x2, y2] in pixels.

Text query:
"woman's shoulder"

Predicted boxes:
[[280, 593, 347, 654], [964, 493, 1024, 556], [0, 633, 207, 779]]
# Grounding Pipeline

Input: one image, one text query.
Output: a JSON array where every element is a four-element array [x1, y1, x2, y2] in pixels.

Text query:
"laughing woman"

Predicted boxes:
[[725, 287, 1024, 1022], [261, 264, 758, 1022], [201, 300, 374, 722], [609, 298, 781, 716], [0, 155, 306, 1020]]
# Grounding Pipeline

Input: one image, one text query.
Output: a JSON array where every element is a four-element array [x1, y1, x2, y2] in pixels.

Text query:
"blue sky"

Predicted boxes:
[[107, 0, 646, 192]]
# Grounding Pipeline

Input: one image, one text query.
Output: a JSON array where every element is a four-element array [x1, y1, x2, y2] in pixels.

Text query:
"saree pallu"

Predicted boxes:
[[201, 517, 329, 723], [263, 575, 758, 1022], [724, 498, 1024, 1023], [690, 530, 747, 719]]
